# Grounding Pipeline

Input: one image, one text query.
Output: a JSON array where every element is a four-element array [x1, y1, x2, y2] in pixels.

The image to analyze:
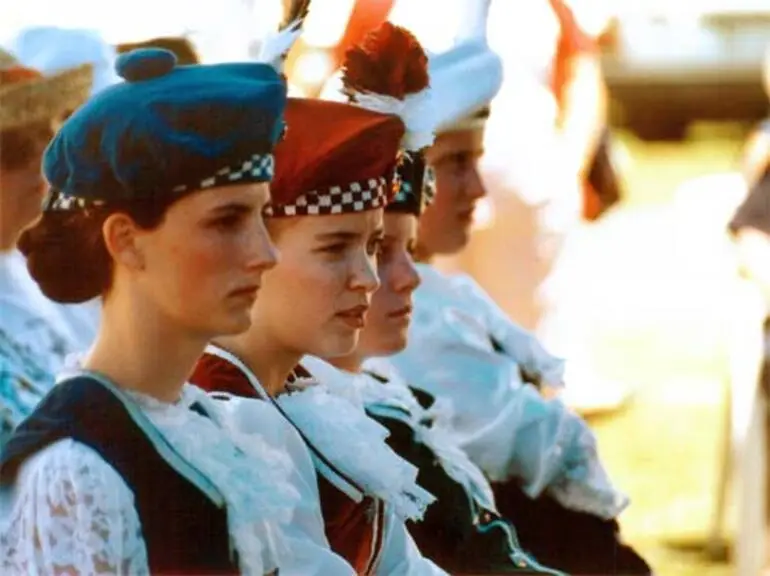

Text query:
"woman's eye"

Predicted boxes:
[[367, 237, 383, 256], [209, 215, 242, 230], [320, 243, 348, 255], [377, 243, 393, 261]]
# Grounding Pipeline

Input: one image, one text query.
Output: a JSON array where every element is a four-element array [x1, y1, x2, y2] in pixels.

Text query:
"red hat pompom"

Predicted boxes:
[[342, 22, 428, 100]]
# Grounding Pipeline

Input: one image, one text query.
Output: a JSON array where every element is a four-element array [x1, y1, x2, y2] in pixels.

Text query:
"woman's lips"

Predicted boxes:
[[336, 305, 369, 329]]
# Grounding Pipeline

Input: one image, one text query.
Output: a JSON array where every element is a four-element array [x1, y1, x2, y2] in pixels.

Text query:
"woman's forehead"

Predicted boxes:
[[285, 210, 384, 236], [427, 129, 485, 164]]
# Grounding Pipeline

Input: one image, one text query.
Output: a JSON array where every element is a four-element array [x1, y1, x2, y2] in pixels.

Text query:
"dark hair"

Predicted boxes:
[[0, 121, 54, 171], [17, 196, 174, 303]]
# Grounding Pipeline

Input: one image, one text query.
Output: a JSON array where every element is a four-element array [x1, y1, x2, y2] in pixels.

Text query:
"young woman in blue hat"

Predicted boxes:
[[0, 47, 353, 575]]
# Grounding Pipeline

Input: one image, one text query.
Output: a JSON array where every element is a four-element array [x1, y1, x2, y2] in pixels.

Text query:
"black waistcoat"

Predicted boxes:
[[0, 376, 238, 575]]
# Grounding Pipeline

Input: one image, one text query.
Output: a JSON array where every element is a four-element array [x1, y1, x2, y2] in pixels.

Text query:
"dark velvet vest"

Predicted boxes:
[[0, 376, 237, 575], [363, 373, 553, 574]]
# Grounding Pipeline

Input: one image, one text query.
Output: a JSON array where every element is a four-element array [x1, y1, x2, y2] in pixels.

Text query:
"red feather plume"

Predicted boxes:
[[341, 22, 429, 100]]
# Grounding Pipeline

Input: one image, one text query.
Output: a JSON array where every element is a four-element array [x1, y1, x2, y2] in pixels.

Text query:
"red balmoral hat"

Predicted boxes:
[[267, 22, 432, 218], [266, 98, 404, 217]]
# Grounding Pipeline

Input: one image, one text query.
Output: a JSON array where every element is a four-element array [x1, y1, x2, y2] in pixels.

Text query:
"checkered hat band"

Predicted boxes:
[[171, 153, 274, 195], [265, 176, 389, 217], [43, 153, 274, 212]]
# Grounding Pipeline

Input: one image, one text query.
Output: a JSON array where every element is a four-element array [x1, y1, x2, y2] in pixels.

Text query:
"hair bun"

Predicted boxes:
[[18, 211, 110, 303]]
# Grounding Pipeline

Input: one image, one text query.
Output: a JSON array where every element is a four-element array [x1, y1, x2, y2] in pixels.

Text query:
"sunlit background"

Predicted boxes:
[[5, 1, 770, 573]]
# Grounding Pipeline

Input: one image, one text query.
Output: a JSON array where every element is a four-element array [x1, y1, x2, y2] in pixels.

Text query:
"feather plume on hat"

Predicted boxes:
[[257, 0, 312, 73], [338, 22, 435, 151]]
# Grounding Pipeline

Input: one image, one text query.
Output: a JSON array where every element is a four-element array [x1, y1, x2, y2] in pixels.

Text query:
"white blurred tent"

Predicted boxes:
[[1, 0, 283, 62]]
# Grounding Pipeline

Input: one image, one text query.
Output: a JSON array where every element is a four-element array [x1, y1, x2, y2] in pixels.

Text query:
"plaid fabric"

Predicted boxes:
[[265, 176, 389, 217], [44, 153, 275, 211]]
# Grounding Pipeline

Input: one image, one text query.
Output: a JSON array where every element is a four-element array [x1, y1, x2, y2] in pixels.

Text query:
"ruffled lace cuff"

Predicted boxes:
[[451, 273, 566, 388]]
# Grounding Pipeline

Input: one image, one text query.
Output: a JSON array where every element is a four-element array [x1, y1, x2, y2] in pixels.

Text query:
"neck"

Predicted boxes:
[[84, 289, 207, 403], [215, 328, 301, 397], [328, 352, 364, 374], [0, 222, 21, 252]]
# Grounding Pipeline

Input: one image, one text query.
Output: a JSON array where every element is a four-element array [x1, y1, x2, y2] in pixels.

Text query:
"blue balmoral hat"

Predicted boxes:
[[43, 48, 287, 210]]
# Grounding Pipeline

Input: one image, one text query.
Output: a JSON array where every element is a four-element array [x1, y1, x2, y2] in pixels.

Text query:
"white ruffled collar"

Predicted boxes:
[[131, 383, 298, 574], [205, 345, 435, 521], [58, 359, 299, 575], [307, 356, 499, 514]]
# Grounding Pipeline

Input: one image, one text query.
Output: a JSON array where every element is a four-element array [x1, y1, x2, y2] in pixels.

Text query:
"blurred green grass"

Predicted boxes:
[[584, 124, 752, 576]]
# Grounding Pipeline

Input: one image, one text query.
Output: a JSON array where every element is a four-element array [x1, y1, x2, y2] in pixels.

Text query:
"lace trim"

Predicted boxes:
[[276, 375, 436, 521], [2, 439, 150, 575], [123, 384, 300, 574], [351, 358, 499, 513], [46, 357, 300, 574], [204, 345, 435, 521]]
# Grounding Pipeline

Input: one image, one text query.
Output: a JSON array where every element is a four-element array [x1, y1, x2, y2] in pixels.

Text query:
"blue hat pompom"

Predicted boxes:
[[116, 48, 177, 82], [43, 55, 287, 207]]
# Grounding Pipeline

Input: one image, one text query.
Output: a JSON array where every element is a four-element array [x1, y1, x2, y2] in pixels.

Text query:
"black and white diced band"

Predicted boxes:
[[171, 154, 274, 195], [42, 153, 274, 212], [265, 176, 389, 217]]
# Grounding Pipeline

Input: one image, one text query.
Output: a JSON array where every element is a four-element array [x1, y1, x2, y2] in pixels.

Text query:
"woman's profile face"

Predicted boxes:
[[253, 209, 383, 359], [420, 129, 487, 257], [130, 182, 277, 337], [356, 213, 421, 358]]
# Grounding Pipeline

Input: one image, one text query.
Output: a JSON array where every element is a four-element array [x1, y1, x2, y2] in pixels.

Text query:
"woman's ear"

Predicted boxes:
[[102, 212, 145, 271]]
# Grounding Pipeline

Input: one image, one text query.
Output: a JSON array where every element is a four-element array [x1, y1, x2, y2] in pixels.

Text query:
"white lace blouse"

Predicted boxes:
[[0, 379, 303, 575]]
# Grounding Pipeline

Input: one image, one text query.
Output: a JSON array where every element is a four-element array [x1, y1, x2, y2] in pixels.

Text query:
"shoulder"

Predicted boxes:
[[12, 437, 135, 502], [3, 438, 148, 576]]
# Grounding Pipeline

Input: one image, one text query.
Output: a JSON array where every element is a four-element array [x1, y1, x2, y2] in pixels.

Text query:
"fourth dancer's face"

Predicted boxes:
[[420, 129, 486, 256]]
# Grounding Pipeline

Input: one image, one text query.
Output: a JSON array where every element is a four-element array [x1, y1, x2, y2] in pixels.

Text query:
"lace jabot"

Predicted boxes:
[[310, 356, 498, 514], [277, 380, 436, 522], [121, 382, 300, 573], [204, 345, 436, 522]]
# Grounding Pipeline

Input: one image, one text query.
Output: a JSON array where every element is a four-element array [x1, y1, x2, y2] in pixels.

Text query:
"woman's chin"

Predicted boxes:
[[378, 333, 408, 357], [314, 333, 360, 360], [209, 311, 253, 338]]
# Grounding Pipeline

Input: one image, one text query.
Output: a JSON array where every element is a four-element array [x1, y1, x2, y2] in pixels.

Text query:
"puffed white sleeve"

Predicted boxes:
[[1, 438, 149, 576], [373, 507, 448, 576], [451, 273, 566, 388]]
